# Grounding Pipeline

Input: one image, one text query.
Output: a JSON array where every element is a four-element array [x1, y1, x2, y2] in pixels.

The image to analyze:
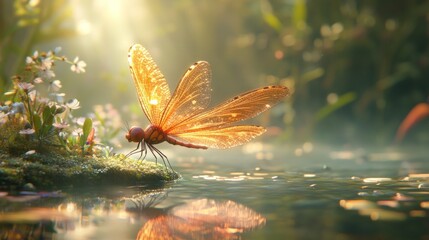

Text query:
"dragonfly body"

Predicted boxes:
[[126, 125, 208, 149]]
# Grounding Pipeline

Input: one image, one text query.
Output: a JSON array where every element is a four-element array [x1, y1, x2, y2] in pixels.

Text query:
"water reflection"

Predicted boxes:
[[0, 189, 265, 239], [136, 199, 266, 240], [0, 207, 78, 239], [339, 172, 429, 222], [2, 148, 429, 239]]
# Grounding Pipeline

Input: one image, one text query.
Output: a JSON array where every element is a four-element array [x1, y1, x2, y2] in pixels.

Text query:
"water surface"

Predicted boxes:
[[1, 144, 429, 239]]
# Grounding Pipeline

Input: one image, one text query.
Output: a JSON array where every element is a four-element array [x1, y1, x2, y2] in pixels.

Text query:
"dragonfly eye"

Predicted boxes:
[[126, 126, 145, 142]]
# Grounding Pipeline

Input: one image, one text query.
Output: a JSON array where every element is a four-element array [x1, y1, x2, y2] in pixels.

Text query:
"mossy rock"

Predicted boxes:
[[0, 150, 179, 190]]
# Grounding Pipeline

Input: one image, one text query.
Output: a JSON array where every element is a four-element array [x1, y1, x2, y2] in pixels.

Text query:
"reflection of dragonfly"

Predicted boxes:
[[126, 44, 289, 169], [136, 198, 266, 240], [125, 190, 168, 212]]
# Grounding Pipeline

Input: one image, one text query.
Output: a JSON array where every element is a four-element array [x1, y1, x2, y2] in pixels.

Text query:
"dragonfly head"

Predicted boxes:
[[125, 126, 145, 143]]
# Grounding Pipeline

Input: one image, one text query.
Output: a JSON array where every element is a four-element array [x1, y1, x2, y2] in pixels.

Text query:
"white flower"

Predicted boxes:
[[54, 47, 62, 54], [19, 129, 35, 135], [26, 56, 34, 64], [33, 77, 43, 84], [66, 98, 81, 110], [17, 82, 34, 92], [71, 57, 87, 73], [40, 57, 53, 70], [74, 117, 86, 126], [72, 128, 83, 136], [28, 90, 37, 102], [50, 80, 62, 92], [53, 122, 69, 130], [40, 69, 55, 79], [59, 131, 68, 139], [26, 51, 39, 64]]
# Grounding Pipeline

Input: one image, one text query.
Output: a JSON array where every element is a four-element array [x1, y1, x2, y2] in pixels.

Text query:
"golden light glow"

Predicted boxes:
[[76, 20, 92, 35]]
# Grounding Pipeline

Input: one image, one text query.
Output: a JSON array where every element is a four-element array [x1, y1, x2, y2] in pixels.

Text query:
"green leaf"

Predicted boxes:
[[33, 114, 42, 134], [80, 118, 93, 147], [293, 0, 307, 29], [83, 118, 93, 136], [42, 106, 55, 126], [260, 0, 282, 32], [315, 92, 357, 122], [301, 68, 325, 83], [263, 13, 282, 32], [40, 106, 55, 137]]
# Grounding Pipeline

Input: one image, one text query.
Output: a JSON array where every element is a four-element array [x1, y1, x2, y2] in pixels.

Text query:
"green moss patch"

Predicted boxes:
[[0, 150, 179, 190]]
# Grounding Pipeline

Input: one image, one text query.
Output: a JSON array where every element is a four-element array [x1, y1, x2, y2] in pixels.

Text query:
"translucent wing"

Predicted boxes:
[[170, 125, 266, 149], [128, 44, 171, 125], [159, 61, 211, 129], [167, 86, 288, 134]]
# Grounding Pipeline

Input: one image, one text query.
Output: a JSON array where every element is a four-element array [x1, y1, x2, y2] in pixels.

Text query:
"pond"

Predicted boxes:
[[1, 143, 429, 239]]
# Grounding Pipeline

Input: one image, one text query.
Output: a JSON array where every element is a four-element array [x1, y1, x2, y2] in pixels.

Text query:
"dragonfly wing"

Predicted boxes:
[[170, 125, 266, 149], [160, 61, 211, 130], [168, 85, 288, 134], [128, 44, 171, 125]]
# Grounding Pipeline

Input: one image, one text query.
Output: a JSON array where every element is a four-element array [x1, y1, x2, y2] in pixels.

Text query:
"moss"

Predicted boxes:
[[0, 120, 64, 156], [0, 118, 179, 190], [0, 150, 179, 190]]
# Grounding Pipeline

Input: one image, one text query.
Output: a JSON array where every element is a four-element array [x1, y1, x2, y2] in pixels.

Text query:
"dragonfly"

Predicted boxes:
[[125, 44, 288, 169]]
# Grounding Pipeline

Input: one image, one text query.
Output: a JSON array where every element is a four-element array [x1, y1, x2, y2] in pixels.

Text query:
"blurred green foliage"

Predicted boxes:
[[0, 0, 77, 90], [139, 0, 429, 145], [1, 0, 429, 146], [230, 0, 429, 145]]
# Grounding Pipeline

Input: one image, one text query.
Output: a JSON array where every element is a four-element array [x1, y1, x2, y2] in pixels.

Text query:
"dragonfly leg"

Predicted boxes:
[[124, 141, 149, 161], [147, 144, 174, 172], [138, 141, 148, 160], [124, 141, 141, 159]]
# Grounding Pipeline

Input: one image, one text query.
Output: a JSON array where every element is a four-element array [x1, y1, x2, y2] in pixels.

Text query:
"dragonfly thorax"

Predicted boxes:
[[144, 125, 167, 144]]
